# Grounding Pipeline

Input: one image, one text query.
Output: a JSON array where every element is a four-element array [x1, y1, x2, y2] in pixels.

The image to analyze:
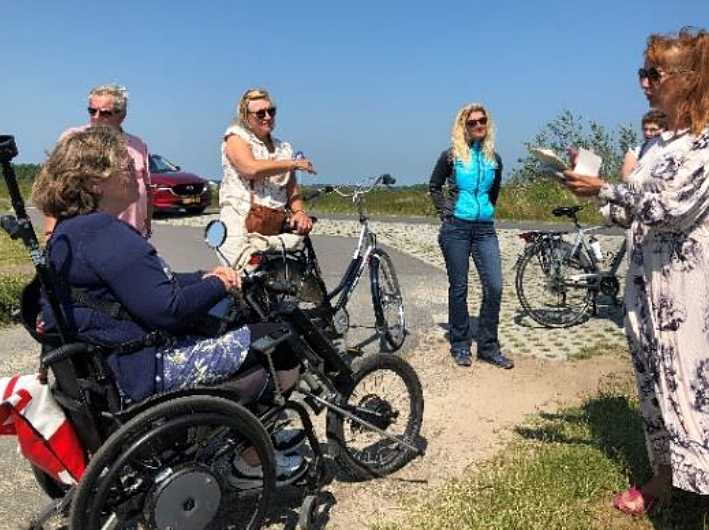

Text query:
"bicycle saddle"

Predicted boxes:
[[551, 205, 583, 218]]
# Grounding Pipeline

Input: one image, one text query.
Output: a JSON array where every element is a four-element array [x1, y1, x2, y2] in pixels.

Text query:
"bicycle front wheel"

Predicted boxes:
[[326, 353, 423, 480], [370, 250, 406, 350], [515, 240, 595, 327]]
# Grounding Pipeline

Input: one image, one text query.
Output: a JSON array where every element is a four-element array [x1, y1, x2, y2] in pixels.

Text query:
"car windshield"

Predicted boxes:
[[149, 155, 179, 174]]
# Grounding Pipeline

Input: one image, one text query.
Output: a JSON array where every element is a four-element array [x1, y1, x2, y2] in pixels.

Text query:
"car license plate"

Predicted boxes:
[[182, 196, 199, 205]]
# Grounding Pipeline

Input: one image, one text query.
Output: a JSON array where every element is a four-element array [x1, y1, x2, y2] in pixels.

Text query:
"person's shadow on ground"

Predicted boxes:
[[514, 388, 709, 529]]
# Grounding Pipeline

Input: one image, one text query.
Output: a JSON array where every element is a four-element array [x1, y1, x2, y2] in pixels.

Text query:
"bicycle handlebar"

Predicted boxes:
[[303, 173, 397, 202]]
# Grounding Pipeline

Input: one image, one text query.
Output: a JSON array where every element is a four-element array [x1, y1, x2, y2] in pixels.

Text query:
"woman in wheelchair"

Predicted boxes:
[[32, 126, 307, 484]]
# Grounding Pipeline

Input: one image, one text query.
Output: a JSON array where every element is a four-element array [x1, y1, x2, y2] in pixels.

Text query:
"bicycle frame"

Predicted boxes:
[[566, 225, 627, 278], [325, 211, 377, 313]]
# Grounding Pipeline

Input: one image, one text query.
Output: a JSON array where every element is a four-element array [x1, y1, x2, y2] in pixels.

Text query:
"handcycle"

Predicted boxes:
[[515, 204, 627, 328], [252, 173, 406, 351], [0, 134, 424, 530]]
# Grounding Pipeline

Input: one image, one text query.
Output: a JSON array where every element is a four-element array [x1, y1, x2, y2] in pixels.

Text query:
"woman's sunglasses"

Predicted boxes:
[[638, 66, 664, 84], [466, 117, 488, 127], [250, 107, 277, 119]]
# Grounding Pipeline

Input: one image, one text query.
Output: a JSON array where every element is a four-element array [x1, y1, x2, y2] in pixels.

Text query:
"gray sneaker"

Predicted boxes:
[[451, 348, 472, 367]]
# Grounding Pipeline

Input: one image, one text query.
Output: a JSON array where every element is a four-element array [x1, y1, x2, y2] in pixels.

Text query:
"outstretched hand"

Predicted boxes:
[[292, 157, 317, 175]]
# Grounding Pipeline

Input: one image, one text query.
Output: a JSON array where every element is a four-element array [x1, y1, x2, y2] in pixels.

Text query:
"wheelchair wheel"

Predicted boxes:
[[370, 250, 406, 351], [326, 354, 423, 480], [69, 395, 275, 530]]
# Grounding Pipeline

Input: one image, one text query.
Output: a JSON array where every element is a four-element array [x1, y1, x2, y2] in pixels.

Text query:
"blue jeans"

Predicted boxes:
[[438, 218, 503, 355]]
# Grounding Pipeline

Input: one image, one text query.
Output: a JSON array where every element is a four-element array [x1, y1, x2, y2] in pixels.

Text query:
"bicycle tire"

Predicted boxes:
[[70, 395, 275, 530], [369, 250, 406, 350], [326, 354, 423, 480], [516, 239, 595, 328]]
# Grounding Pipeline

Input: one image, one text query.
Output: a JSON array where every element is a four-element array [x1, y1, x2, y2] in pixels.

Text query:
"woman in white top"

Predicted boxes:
[[219, 88, 316, 265]]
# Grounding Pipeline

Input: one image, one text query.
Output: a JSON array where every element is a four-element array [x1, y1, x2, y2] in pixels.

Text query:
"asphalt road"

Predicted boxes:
[[150, 221, 446, 355]]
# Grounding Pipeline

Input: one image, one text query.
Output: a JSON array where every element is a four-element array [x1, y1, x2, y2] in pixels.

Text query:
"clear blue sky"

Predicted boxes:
[[2, 1, 707, 185]]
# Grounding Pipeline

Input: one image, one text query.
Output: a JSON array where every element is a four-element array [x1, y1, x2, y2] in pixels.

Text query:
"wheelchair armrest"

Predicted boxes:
[[41, 342, 97, 367]]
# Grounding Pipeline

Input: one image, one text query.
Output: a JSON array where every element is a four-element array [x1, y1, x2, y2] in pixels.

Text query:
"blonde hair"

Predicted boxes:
[[32, 127, 126, 218], [235, 87, 274, 128], [88, 84, 128, 113], [450, 103, 496, 165], [646, 27, 709, 134]]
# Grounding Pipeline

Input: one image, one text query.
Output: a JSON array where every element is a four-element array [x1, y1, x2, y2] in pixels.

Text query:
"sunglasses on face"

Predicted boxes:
[[466, 117, 488, 127], [250, 107, 277, 120], [88, 107, 118, 118], [638, 66, 665, 84]]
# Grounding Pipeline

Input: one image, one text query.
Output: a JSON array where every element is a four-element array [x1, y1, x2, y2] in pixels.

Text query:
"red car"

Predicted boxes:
[[149, 154, 212, 214]]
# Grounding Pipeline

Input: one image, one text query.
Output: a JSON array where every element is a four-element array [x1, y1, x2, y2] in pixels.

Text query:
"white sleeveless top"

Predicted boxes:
[[219, 124, 294, 214]]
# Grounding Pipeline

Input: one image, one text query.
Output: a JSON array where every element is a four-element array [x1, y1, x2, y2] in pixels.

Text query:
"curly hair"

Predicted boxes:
[[450, 103, 496, 165], [646, 27, 709, 134], [234, 87, 274, 128], [32, 127, 126, 219]]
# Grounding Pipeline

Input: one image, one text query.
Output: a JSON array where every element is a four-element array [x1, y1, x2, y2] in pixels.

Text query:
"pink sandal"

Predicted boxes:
[[613, 486, 657, 516]]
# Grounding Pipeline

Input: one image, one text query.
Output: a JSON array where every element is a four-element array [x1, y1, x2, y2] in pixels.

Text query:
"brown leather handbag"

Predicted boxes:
[[244, 181, 286, 236]]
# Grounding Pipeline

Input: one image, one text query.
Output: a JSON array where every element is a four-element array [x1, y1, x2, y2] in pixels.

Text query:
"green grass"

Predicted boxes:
[[375, 374, 709, 530], [0, 231, 36, 326], [297, 179, 606, 224]]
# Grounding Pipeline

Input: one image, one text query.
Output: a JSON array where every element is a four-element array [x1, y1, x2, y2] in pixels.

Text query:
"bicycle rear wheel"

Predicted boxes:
[[326, 354, 423, 480], [515, 240, 595, 327], [370, 250, 405, 350]]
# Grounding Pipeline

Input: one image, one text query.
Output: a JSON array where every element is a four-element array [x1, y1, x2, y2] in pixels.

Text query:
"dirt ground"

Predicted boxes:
[[0, 325, 632, 530], [274, 336, 633, 530]]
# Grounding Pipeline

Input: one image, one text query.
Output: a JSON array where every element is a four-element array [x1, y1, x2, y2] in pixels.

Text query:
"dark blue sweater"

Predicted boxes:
[[42, 213, 226, 401]]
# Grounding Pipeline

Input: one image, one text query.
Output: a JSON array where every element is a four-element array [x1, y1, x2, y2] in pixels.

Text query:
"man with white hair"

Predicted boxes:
[[43, 85, 153, 238]]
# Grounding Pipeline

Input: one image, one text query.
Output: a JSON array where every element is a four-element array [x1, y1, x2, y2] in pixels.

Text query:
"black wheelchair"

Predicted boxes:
[[0, 135, 424, 530]]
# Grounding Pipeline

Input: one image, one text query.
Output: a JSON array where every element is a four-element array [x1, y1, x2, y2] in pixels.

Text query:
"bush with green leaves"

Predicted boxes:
[[0, 273, 32, 326]]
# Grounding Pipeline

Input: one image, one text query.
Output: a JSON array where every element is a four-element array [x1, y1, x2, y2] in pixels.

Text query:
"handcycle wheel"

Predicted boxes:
[[516, 240, 594, 327], [69, 395, 275, 530], [326, 354, 423, 480], [370, 250, 406, 351]]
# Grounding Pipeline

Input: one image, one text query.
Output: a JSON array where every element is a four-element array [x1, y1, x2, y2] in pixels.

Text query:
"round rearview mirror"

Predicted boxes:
[[204, 220, 227, 249]]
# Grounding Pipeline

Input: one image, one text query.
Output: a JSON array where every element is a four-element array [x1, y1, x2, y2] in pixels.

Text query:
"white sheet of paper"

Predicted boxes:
[[574, 148, 602, 177]]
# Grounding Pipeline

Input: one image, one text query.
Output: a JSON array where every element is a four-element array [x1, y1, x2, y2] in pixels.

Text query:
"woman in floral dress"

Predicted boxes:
[[565, 27, 709, 515]]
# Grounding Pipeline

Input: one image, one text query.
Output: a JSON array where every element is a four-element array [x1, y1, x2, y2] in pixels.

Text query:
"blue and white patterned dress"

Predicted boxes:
[[601, 128, 709, 494]]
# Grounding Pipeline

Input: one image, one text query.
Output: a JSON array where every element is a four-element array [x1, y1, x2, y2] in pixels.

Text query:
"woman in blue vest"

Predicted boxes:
[[429, 103, 513, 369]]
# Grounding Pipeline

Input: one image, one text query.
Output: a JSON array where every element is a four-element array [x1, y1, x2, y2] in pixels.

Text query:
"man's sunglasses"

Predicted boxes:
[[88, 107, 119, 118], [250, 107, 277, 119], [466, 117, 488, 127]]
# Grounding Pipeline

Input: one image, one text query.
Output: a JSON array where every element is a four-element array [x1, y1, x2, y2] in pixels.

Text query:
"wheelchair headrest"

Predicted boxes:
[[20, 275, 63, 347]]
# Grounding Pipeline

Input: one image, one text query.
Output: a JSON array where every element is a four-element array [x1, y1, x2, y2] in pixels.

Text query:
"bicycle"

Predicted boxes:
[[254, 174, 406, 351], [515, 205, 627, 328]]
